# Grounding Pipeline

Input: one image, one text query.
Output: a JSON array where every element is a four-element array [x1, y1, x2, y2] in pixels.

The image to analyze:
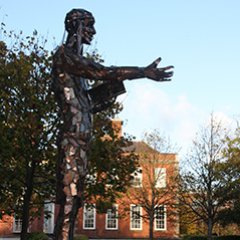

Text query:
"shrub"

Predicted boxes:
[[216, 236, 240, 240], [74, 234, 89, 240], [26, 232, 49, 240], [182, 235, 240, 240], [182, 236, 207, 240]]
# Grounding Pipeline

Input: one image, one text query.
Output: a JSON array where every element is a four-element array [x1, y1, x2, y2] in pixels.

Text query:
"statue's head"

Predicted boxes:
[[65, 9, 96, 45]]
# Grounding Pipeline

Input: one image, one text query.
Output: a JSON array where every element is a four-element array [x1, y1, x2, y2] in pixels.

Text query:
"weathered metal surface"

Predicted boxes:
[[52, 8, 173, 240]]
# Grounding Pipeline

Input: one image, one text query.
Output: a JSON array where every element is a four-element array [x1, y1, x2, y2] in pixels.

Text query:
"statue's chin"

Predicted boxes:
[[83, 39, 92, 45], [82, 34, 94, 45]]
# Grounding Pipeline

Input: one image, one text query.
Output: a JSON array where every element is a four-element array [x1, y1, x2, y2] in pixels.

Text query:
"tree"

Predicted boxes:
[[178, 114, 229, 239], [121, 130, 179, 240], [217, 124, 240, 226], [0, 26, 58, 239], [86, 114, 139, 211]]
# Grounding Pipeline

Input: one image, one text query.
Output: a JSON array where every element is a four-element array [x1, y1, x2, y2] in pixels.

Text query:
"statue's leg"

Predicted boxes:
[[62, 196, 73, 240], [57, 87, 90, 239], [59, 143, 80, 240], [68, 144, 88, 239], [68, 196, 80, 239]]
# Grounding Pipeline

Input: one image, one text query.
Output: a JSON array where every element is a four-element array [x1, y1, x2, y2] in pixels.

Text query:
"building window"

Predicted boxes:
[[155, 205, 166, 230], [13, 214, 22, 233], [155, 168, 166, 188], [43, 202, 55, 234], [83, 204, 96, 229], [130, 205, 142, 230], [131, 167, 142, 187], [105, 205, 118, 230], [85, 172, 97, 185]]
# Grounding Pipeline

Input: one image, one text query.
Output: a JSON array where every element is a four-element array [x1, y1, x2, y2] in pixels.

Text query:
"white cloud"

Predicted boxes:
[[119, 82, 201, 152], [118, 81, 237, 158]]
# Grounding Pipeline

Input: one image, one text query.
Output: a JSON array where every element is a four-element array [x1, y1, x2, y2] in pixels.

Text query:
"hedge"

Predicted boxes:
[[182, 235, 240, 240], [26, 232, 49, 240], [74, 234, 89, 240]]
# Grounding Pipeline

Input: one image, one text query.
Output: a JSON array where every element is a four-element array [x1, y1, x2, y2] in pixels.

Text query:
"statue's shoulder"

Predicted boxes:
[[53, 45, 65, 58], [53, 45, 77, 61]]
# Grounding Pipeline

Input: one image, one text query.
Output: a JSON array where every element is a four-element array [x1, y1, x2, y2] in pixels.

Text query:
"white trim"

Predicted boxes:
[[131, 167, 142, 188], [154, 205, 167, 231], [105, 204, 118, 230], [12, 214, 22, 233], [130, 204, 142, 230], [83, 204, 96, 230], [155, 168, 166, 188], [43, 202, 55, 234]]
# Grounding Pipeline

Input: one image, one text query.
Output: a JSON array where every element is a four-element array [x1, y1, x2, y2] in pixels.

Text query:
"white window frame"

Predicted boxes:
[[83, 204, 96, 230], [85, 172, 97, 185], [105, 204, 118, 230], [12, 214, 22, 233], [154, 205, 167, 231], [155, 168, 166, 188], [131, 167, 142, 188], [130, 204, 142, 230], [43, 202, 55, 234]]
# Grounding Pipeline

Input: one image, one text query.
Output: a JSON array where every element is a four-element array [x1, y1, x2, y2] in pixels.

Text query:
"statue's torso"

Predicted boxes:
[[52, 46, 92, 140]]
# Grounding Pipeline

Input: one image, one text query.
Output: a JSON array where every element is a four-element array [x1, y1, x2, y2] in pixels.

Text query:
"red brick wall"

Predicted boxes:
[[75, 203, 179, 239], [0, 215, 13, 236], [75, 153, 179, 239]]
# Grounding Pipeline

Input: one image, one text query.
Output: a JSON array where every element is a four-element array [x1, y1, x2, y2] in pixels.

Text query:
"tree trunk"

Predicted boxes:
[[149, 215, 154, 240], [54, 201, 65, 240], [20, 162, 35, 240], [207, 218, 213, 240], [68, 197, 81, 239]]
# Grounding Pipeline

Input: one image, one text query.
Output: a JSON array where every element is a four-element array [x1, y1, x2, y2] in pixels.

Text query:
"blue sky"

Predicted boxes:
[[1, 0, 240, 156]]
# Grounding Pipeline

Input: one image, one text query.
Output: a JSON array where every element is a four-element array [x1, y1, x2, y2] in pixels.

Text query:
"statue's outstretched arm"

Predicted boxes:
[[54, 47, 173, 82]]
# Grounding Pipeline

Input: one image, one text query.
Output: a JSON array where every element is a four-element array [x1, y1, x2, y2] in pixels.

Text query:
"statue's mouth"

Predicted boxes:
[[84, 32, 94, 44]]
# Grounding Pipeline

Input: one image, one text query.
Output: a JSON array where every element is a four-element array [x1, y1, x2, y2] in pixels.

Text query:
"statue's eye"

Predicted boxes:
[[86, 19, 95, 27]]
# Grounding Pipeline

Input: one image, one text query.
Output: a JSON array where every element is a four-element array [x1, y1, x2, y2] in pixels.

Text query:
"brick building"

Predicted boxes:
[[0, 120, 179, 239], [74, 141, 179, 239]]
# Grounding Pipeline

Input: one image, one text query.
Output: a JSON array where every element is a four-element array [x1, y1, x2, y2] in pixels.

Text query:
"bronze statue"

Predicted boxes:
[[52, 8, 173, 240]]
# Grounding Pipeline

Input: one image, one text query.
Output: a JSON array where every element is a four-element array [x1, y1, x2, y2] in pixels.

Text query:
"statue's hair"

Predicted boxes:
[[65, 9, 94, 33]]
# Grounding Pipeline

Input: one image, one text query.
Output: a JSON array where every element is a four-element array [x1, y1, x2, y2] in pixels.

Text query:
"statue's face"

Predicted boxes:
[[81, 17, 96, 45]]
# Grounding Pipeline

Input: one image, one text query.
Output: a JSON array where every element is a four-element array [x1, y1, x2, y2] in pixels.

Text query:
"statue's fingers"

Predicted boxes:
[[147, 57, 161, 69], [164, 72, 174, 78], [154, 57, 161, 67], [161, 65, 174, 71], [159, 78, 172, 82]]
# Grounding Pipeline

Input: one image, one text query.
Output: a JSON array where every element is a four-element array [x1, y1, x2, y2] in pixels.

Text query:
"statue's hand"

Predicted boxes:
[[144, 58, 174, 82]]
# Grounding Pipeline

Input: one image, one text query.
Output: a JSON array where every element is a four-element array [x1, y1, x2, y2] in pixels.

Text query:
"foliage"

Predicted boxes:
[[26, 232, 49, 240], [86, 104, 139, 211], [182, 235, 240, 240], [178, 114, 232, 238], [0, 24, 58, 238], [182, 236, 208, 240], [73, 234, 89, 240], [179, 204, 205, 236], [216, 236, 240, 240], [217, 125, 240, 226], [142, 129, 179, 153], [179, 116, 240, 236]]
